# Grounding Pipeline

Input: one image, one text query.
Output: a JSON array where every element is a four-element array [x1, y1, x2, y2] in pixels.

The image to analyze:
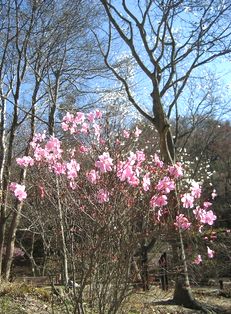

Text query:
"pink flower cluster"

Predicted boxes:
[[181, 193, 194, 208], [86, 169, 100, 184], [97, 189, 109, 203], [153, 154, 163, 168], [95, 152, 113, 173], [193, 205, 217, 226], [168, 162, 183, 178], [156, 176, 175, 194], [16, 156, 34, 167], [11, 110, 219, 265], [174, 214, 191, 230], [122, 127, 142, 139], [117, 151, 146, 187], [32, 136, 63, 163], [150, 195, 167, 207], [181, 181, 202, 209], [61, 110, 102, 139], [142, 173, 150, 191], [9, 183, 27, 201], [193, 246, 215, 264], [149, 159, 184, 218]]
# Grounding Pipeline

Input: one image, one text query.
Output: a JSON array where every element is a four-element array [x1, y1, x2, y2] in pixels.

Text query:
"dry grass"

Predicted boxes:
[[122, 286, 231, 314], [0, 281, 59, 314], [0, 282, 230, 313]]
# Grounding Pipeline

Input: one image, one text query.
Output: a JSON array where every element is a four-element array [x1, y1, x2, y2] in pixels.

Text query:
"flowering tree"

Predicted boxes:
[[9, 110, 218, 312]]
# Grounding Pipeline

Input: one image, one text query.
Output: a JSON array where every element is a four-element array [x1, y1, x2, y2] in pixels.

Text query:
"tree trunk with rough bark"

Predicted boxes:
[[172, 229, 202, 309]]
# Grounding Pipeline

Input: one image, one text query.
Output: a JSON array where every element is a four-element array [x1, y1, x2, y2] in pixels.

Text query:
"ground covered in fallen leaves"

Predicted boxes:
[[122, 286, 231, 313], [0, 282, 230, 313]]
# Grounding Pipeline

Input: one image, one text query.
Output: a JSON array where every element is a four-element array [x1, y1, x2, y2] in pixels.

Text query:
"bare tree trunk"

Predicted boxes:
[[4, 201, 24, 280], [3, 82, 37, 279], [0, 97, 7, 279], [1, 100, 19, 279], [56, 178, 69, 285], [173, 229, 201, 310], [140, 242, 149, 291]]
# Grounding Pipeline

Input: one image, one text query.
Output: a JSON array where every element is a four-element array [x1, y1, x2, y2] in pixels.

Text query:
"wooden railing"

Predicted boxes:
[[13, 274, 61, 287]]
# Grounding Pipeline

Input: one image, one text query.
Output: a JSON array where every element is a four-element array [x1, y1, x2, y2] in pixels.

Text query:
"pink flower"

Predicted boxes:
[[9, 182, 27, 201], [153, 154, 163, 168], [45, 137, 62, 158], [62, 113, 77, 132], [127, 174, 139, 187], [95, 152, 113, 173], [142, 173, 150, 191], [174, 214, 191, 230], [61, 122, 69, 131], [204, 210, 217, 225], [207, 246, 215, 258], [117, 161, 133, 181], [150, 195, 168, 207], [97, 189, 109, 203], [193, 254, 202, 265], [193, 206, 205, 221], [136, 150, 145, 164], [95, 109, 102, 119], [86, 170, 99, 184], [134, 127, 142, 138], [93, 124, 101, 139], [181, 193, 194, 208], [31, 132, 46, 146], [80, 122, 89, 134], [99, 138, 106, 145], [9, 182, 17, 191], [87, 112, 95, 123], [74, 112, 85, 124], [79, 145, 89, 153], [190, 181, 201, 199], [66, 160, 80, 180], [63, 112, 74, 123], [52, 162, 66, 175], [33, 146, 47, 162], [123, 130, 130, 138], [193, 207, 216, 226], [168, 162, 183, 178], [156, 176, 175, 194], [16, 156, 34, 168], [69, 125, 77, 134], [203, 201, 212, 209]]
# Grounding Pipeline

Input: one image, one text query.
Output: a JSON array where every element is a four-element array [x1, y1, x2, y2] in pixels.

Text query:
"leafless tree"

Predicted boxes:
[[99, 0, 231, 309], [0, 0, 107, 280]]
